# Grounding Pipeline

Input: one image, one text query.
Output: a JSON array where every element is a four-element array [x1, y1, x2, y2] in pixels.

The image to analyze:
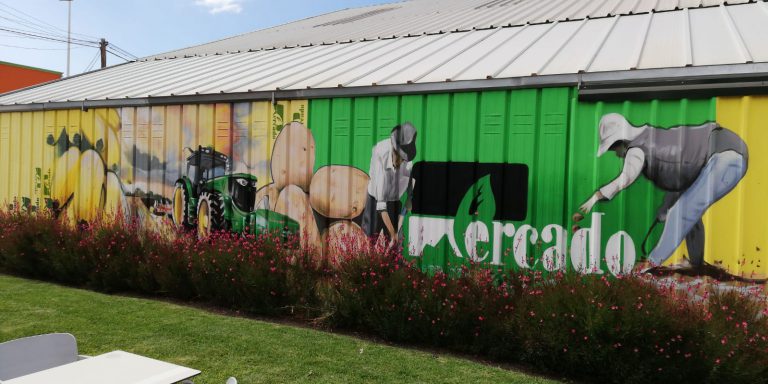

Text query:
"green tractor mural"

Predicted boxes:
[[172, 146, 299, 237]]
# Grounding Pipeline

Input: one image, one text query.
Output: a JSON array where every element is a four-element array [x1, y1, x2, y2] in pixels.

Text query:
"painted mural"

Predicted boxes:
[[577, 113, 752, 282], [1, 91, 767, 289]]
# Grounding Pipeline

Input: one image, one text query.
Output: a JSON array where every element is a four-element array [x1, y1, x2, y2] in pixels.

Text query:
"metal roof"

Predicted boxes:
[[1, 0, 768, 108], [148, 0, 756, 59]]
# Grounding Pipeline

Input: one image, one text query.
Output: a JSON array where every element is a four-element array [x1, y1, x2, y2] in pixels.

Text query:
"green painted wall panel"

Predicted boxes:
[[309, 98, 331, 170], [424, 94, 450, 162], [353, 97, 375, 170], [450, 92, 478, 163], [309, 89, 717, 275], [330, 98, 352, 166]]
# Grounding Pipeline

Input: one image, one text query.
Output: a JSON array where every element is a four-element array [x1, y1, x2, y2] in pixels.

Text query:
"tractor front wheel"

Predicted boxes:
[[197, 192, 226, 237], [172, 182, 193, 229]]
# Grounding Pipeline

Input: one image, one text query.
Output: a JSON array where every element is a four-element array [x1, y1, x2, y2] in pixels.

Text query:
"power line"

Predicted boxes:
[[106, 49, 132, 62], [108, 43, 138, 60], [0, 1, 98, 40], [0, 3, 141, 72], [0, 25, 100, 45], [0, 26, 99, 47], [0, 16, 88, 46], [0, 2, 141, 62], [0, 24, 139, 61], [0, 14, 63, 38], [0, 42, 78, 50], [83, 49, 100, 72]]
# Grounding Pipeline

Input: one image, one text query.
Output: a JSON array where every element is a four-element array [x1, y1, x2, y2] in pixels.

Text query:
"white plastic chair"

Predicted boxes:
[[0, 333, 81, 381]]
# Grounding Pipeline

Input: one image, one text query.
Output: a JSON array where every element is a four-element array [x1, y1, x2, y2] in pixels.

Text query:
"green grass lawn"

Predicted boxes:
[[0, 274, 560, 384]]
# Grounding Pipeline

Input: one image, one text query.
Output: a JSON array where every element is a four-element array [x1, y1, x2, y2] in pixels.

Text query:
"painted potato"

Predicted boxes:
[[77, 149, 107, 222], [52, 146, 81, 207], [309, 165, 370, 220], [275, 184, 321, 250], [322, 220, 368, 263], [271, 122, 315, 192], [254, 183, 279, 211], [102, 171, 127, 218], [105, 123, 121, 172]]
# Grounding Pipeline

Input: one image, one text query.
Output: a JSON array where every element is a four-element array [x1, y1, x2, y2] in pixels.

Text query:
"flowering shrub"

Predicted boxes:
[[0, 211, 766, 384]]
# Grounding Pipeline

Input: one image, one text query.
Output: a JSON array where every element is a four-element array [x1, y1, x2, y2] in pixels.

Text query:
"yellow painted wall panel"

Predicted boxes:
[[8, 113, 21, 208], [31, 111, 44, 208], [43, 110, 56, 207], [181, 104, 198, 151], [76, 110, 91, 221], [150, 107, 166, 200], [66, 109, 81, 219], [251, 101, 272, 185], [19, 112, 32, 207], [0, 100, 305, 226], [121, 107, 136, 188], [165, 106, 182, 199], [710, 96, 768, 279], [198, 104, 215, 148], [51, 110, 68, 213], [0, 113, 10, 206], [214, 103, 231, 156], [135, 107, 150, 194]]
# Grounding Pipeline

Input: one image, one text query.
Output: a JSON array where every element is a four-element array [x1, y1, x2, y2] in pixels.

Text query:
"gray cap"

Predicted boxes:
[[390, 122, 417, 161]]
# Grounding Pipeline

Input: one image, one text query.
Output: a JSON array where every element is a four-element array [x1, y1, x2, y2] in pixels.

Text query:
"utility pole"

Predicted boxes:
[[99, 38, 108, 68], [60, 0, 73, 77]]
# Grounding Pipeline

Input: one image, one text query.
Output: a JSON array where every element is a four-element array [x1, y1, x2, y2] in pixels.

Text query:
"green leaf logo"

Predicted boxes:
[[453, 175, 496, 260]]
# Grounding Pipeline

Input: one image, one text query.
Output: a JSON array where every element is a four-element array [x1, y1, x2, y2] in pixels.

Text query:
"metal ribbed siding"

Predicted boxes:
[[150, 0, 758, 59], [308, 90, 719, 275], [0, 92, 766, 280], [707, 96, 768, 279], [0, 101, 308, 222], [3, 1, 767, 108], [571, 98, 716, 273]]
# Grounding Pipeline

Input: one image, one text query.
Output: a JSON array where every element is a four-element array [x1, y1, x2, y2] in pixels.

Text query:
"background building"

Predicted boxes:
[[0, 61, 61, 94]]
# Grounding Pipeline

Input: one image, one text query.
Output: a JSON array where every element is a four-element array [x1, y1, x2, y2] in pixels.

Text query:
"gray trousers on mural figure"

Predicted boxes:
[[361, 194, 402, 241], [649, 151, 748, 266]]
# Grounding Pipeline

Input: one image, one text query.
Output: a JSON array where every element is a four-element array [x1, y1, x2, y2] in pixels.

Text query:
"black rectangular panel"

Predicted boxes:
[[411, 162, 528, 221]]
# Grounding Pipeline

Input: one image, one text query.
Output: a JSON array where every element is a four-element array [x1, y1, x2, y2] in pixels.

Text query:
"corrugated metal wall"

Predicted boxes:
[[571, 98, 717, 272], [309, 91, 724, 276], [0, 100, 307, 228], [707, 96, 768, 280], [1, 90, 765, 281]]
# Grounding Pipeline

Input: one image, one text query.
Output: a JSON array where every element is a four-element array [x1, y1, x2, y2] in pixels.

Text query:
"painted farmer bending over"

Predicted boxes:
[[579, 113, 748, 269], [362, 122, 417, 244]]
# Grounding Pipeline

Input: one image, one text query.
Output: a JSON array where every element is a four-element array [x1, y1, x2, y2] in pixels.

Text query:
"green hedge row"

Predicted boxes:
[[0, 211, 766, 384]]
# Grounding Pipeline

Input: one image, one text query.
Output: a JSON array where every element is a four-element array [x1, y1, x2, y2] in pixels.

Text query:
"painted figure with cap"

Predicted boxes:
[[362, 122, 417, 244], [577, 113, 748, 271]]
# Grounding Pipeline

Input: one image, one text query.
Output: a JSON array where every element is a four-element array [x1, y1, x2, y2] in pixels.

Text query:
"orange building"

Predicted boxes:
[[0, 61, 61, 94]]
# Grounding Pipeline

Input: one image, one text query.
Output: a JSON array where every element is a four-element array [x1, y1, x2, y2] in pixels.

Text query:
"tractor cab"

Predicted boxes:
[[185, 146, 229, 194], [174, 146, 298, 238]]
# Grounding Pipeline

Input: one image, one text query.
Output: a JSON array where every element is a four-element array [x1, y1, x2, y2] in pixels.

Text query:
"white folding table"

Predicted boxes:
[[3, 350, 200, 384]]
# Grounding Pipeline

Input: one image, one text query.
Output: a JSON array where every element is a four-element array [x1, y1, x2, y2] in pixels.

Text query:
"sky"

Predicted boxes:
[[0, 0, 386, 77]]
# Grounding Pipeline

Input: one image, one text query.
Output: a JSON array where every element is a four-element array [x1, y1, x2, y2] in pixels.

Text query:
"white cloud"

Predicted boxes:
[[195, 0, 243, 14]]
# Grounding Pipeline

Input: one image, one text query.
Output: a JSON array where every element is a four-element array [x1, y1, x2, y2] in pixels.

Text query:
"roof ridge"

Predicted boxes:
[[142, 0, 411, 61], [144, 0, 762, 60]]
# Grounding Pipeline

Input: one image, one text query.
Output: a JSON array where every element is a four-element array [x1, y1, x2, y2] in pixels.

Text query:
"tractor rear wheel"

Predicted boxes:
[[172, 182, 193, 229], [197, 192, 226, 237]]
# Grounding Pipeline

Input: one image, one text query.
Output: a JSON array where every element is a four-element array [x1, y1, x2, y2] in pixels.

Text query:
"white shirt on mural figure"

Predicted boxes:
[[367, 139, 413, 210], [598, 147, 645, 200]]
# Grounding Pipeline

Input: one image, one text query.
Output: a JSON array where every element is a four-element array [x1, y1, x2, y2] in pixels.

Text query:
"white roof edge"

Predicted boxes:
[[2, 62, 767, 112]]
